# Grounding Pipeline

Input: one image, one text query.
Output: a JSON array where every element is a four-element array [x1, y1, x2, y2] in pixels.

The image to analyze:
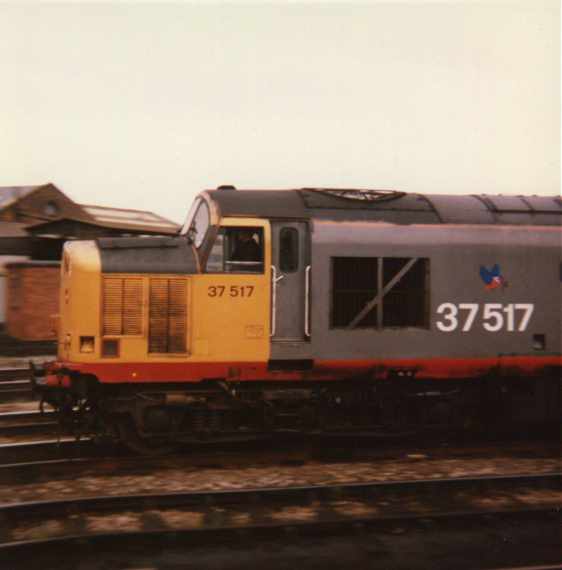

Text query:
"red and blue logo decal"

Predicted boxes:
[[479, 264, 508, 290]]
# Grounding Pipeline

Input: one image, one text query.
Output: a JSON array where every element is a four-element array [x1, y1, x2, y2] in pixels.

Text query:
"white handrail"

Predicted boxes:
[[304, 265, 311, 337], [270, 265, 277, 336]]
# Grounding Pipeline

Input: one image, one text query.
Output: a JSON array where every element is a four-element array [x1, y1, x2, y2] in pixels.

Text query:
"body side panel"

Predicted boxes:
[[310, 221, 561, 362]]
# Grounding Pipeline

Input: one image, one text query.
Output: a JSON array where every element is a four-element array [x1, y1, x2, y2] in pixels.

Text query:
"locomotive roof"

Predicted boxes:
[[207, 188, 562, 226]]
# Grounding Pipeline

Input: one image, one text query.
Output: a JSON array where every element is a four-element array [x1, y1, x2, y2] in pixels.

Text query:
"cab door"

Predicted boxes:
[[270, 221, 310, 348]]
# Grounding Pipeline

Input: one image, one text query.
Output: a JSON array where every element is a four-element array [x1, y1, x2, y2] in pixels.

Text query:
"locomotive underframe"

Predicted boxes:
[[35, 368, 561, 452]]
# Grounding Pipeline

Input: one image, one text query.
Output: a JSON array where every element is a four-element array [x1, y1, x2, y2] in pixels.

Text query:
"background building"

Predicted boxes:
[[0, 183, 178, 347]]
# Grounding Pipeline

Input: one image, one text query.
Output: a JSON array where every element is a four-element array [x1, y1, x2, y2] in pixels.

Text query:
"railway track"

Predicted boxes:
[[0, 439, 99, 467], [0, 362, 58, 443], [0, 367, 33, 403], [0, 380, 33, 402], [0, 473, 559, 567], [1, 426, 558, 469], [0, 367, 33, 382], [0, 410, 57, 437], [0, 407, 113, 472]]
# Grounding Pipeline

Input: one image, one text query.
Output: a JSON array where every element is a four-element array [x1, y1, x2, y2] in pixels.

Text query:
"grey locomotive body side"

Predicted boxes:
[[309, 220, 560, 368]]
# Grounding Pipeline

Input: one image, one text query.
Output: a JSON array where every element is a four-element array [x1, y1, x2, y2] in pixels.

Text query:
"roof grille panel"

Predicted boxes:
[[305, 188, 406, 203]]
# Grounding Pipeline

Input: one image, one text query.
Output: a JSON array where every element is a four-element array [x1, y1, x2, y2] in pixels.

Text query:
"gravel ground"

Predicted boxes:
[[6, 486, 562, 543], [0, 450, 559, 505]]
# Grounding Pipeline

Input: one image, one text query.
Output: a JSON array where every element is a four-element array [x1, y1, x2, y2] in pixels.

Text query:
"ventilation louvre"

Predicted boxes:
[[149, 278, 187, 353], [102, 277, 143, 336]]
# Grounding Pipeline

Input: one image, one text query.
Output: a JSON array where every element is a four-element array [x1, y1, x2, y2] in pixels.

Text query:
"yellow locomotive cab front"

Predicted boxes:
[[52, 196, 272, 379]]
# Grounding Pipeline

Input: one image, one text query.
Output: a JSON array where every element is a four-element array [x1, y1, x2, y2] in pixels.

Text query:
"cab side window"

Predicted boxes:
[[206, 228, 264, 273], [279, 227, 299, 272]]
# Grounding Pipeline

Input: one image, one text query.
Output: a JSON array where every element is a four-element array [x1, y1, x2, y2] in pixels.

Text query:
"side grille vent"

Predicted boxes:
[[102, 277, 143, 336], [149, 278, 187, 353]]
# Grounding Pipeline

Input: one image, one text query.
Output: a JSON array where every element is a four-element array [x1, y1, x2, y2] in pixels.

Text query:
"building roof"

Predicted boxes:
[[80, 204, 179, 233], [27, 217, 178, 238], [0, 186, 39, 210], [0, 184, 179, 235]]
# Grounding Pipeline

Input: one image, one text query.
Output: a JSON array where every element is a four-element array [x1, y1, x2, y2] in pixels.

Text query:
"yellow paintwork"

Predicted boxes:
[[192, 217, 270, 362], [58, 215, 271, 364], [59, 240, 102, 362]]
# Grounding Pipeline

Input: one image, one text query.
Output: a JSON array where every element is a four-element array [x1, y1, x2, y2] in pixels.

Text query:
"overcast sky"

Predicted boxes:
[[1, 1, 559, 224]]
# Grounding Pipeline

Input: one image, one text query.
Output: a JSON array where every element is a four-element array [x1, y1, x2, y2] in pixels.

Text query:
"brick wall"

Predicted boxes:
[[5, 264, 60, 340]]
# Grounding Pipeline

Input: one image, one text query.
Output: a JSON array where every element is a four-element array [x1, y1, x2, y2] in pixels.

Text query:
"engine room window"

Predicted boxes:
[[331, 257, 429, 329], [206, 227, 264, 273], [279, 227, 299, 272], [382, 258, 429, 327], [332, 258, 378, 328]]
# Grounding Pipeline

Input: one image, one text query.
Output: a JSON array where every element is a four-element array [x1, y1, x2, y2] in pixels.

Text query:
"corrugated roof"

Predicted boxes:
[[80, 204, 179, 233]]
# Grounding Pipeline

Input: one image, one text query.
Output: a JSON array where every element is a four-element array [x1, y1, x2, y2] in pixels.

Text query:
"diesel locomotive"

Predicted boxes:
[[34, 187, 562, 452]]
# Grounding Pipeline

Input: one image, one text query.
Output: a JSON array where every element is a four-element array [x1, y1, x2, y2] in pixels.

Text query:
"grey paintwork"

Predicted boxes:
[[270, 221, 310, 358], [209, 188, 562, 226], [207, 189, 561, 364], [308, 221, 561, 361]]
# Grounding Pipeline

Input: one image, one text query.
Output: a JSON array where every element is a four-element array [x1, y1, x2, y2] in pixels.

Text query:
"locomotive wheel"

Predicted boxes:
[[117, 417, 179, 455]]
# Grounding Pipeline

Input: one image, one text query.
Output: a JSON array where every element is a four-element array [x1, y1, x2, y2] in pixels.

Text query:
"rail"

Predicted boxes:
[[0, 472, 559, 563]]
